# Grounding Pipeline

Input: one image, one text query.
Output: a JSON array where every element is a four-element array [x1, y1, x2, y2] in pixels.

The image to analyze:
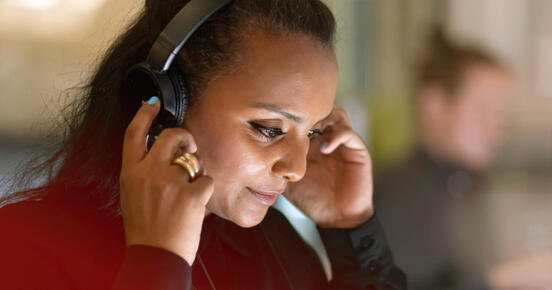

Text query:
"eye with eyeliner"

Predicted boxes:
[[248, 121, 285, 141], [308, 129, 323, 139], [248, 121, 323, 141]]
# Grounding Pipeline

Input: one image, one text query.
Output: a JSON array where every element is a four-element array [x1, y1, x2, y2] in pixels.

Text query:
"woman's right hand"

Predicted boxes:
[[119, 97, 214, 265]]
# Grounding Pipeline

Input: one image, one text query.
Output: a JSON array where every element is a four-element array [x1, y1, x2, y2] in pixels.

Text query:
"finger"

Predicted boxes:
[[320, 128, 367, 154], [322, 108, 352, 128], [146, 128, 198, 166], [122, 96, 161, 170], [186, 175, 215, 205]]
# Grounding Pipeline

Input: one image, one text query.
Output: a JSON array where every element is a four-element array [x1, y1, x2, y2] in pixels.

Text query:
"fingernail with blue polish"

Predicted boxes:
[[147, 96, 159, 105], [321, 141, 328, 149]]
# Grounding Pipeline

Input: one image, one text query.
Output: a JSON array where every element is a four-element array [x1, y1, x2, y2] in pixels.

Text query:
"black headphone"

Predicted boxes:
[[121, 0, 232, 151]]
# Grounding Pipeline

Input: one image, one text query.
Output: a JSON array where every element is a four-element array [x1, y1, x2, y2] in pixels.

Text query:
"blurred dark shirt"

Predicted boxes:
[[375, 148, 489, 290]]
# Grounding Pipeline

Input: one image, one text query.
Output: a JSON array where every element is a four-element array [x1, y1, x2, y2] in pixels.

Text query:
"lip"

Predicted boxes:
[[246, 187, 283, 206]]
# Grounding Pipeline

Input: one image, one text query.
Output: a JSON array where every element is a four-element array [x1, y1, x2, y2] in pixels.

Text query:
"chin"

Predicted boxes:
[[207, 188, 274, 228], [227, 206, 270, 228]]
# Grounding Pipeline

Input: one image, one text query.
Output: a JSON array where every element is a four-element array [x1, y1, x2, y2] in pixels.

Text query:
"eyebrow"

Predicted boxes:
[[249, 102, 334, 125], [249, 102, 303, 123]]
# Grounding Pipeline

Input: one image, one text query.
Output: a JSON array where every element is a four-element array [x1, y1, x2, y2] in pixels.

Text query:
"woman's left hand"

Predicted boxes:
[[285, 108, 374, 228]]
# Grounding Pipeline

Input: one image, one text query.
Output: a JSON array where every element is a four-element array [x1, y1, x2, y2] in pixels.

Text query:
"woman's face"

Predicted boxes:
[[183, 31, 338, 227]]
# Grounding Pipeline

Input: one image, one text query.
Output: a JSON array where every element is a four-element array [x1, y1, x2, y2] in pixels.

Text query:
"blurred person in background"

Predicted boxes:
[[374, 28, 512, 290]]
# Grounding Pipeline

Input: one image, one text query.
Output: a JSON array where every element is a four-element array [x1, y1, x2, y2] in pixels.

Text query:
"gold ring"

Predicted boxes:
[[172, 153, 203, 181]]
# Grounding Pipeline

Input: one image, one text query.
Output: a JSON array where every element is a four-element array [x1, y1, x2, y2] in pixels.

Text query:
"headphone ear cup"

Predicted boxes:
[[167, 65, 189, 127], [122, 64, 189, 151]]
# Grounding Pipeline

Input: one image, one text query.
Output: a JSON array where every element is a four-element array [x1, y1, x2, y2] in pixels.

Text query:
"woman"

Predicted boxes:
[[0, 0, 406, 289]]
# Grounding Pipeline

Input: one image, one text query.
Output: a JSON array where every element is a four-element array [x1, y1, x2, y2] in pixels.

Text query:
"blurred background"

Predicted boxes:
[[1, 0, 551, 289]]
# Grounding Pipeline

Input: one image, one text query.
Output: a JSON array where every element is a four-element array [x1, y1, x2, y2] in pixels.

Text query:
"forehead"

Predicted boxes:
[[206, 30, 338, 118], [461, 65, 510, 96]]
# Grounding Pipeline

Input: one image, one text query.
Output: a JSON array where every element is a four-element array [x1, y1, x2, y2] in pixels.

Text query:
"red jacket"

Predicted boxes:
[[0, 192, 405, 289]]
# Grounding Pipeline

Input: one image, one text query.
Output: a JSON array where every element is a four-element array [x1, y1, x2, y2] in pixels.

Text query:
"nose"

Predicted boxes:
[[271, 139, 309, 182]]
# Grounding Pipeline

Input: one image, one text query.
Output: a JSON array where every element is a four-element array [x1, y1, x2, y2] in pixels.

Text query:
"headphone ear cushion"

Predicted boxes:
[[167, 65, 189, 127]]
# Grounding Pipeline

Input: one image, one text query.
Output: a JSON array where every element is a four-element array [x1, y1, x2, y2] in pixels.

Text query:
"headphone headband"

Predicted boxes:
[[123, 0, 233, 152], [146, 0, 232, 73]]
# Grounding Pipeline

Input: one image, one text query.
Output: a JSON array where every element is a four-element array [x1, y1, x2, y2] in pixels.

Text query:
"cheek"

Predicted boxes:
[[194, 121, 267, 187]]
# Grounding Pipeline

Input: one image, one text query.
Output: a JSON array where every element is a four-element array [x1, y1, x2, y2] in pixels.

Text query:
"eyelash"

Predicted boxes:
[[248, 121, 323, 142]]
